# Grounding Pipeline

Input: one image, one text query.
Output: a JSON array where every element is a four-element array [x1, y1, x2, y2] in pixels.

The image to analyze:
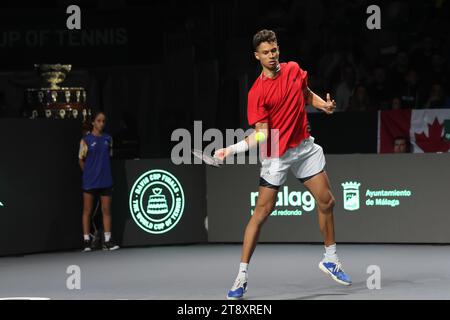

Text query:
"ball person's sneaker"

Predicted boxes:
[[82, 239, 92, 252], [227, 277, 248, 300], [319, 259, 352, 285], [102, 239, 120, 251]]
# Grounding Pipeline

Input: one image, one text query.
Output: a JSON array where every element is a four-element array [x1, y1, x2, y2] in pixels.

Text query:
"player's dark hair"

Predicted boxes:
[[253, 29, 277, 51]]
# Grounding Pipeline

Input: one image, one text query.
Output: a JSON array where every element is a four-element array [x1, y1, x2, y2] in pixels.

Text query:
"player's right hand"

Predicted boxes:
[[214, 147, 232, 161]]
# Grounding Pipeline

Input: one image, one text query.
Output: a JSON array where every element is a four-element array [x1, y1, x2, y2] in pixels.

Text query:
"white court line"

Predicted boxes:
[[0, 297, 51, 300]]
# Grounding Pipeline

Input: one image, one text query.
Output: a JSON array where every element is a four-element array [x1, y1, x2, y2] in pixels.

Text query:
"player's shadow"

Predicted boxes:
[[246, 280, 367, 300]]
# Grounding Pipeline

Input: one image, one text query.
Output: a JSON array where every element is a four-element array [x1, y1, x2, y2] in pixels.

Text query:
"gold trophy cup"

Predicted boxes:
[[34, 64, 72, 90]]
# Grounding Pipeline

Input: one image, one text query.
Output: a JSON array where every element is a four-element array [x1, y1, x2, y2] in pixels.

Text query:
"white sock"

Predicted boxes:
[[324, 243, 338, 261], [238, 262, 248, 278], [83, 234, 90, 241], [104, 232, 111, 242]]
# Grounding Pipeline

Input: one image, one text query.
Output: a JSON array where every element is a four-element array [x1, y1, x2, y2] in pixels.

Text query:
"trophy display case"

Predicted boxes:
[[25, 64, 91, 121]]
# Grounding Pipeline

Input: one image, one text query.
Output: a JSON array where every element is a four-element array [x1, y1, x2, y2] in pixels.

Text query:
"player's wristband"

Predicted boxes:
[[228, 140, 249, 155]]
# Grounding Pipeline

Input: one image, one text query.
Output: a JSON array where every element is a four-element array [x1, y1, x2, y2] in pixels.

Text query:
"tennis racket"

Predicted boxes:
[[192, 149, 223, 167]]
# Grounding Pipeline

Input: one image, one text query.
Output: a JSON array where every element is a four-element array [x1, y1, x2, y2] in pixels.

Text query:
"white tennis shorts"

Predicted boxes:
[[260, 136, 326, 186]]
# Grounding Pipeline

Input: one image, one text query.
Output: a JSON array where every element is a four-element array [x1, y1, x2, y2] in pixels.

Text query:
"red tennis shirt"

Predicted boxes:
[[247, 61, 310, 158]]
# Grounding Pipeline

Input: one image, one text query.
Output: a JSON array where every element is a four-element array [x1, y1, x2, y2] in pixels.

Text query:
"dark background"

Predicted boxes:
[[0, 121, 207, 256], [0, 119, 82, 255], [0, 0, 448, 157], [0, 1, 449, 255], [111, 159, 207, 247], [1, 120, 447, 257]]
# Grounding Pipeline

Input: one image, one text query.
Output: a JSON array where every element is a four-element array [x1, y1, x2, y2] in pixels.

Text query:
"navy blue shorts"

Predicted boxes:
[[83, 187, 113, 197]]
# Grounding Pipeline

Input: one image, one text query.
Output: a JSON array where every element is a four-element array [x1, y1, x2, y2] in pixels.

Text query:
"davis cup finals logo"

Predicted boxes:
[[342, 181, 361, 211], [129, 169, 185, 234]]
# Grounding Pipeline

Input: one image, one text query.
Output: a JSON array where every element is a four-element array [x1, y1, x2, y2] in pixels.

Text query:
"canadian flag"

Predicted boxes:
[[378, 109, 450, 153]]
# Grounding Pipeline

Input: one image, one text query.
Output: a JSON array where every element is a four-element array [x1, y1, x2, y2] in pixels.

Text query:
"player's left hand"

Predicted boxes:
[[322, 93, 336, 114]]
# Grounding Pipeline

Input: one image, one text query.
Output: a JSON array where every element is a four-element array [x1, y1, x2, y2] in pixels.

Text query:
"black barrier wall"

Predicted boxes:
[[112, 159, 208, 246], [207, 153, 450, 243], [308, 112, 378, 154], [0, 120, 208, 256], [1, 119, 448, 257], [0, 119, 82, 256]]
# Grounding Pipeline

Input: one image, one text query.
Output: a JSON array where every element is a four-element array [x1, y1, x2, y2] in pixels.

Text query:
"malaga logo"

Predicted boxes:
[[250, 186, 315, 216], [341, 181, 361, 211]]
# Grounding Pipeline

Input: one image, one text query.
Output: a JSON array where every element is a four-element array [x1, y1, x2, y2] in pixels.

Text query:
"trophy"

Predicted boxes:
[[38, 91, 44, 104], [65, 91, 71, 103], [45, 109, 52, 119], [25, 64, 90, 122], [147, 188, 169, 215], [35, 64, 71, 90]]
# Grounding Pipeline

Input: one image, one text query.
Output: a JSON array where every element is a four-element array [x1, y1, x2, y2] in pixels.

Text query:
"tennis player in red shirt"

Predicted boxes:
[[215, 30, 351, 299]]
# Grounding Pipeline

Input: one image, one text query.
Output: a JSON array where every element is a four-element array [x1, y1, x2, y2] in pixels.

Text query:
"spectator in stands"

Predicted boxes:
[[391, 97, 403, 110], [399, 69, 425, 108], [393, 136, 410, 153], [369, 66, 392, 110], [425, 83, 450, 108], [348, 84, 374, 111], [388, 51, 410, 92], [410, 36, 435, 73], [317, 37, 346, 90], [424, 53, 448, 87], [335, 65, 355, 111]]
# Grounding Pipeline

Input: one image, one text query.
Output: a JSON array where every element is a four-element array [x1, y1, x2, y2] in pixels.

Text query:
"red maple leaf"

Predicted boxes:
[[414, 118, 450, 152]]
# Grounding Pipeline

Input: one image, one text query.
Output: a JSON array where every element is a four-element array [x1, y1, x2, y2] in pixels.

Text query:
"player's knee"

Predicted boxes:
[[253, 203, 273, 224], [329, 195, 336, 209], [318, 195, 335, 213]]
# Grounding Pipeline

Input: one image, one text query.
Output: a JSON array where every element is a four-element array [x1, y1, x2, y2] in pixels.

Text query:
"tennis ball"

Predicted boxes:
[[255, 131, 266, 142]]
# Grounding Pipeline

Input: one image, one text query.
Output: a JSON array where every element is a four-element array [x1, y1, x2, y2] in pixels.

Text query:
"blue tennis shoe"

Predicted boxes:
[[319, 259, 352, 286], [227, 277, 248, 300]]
